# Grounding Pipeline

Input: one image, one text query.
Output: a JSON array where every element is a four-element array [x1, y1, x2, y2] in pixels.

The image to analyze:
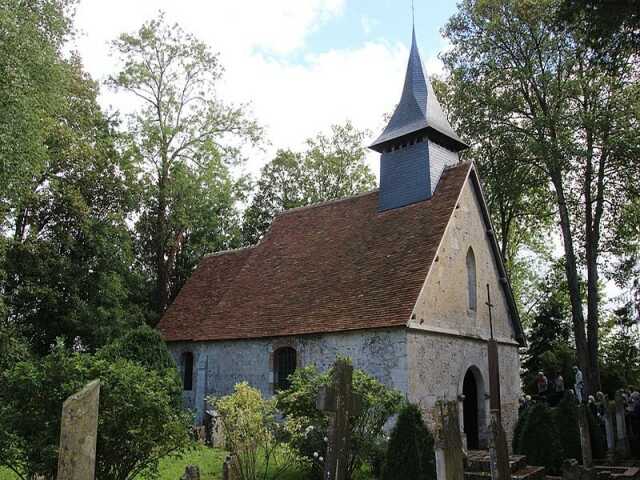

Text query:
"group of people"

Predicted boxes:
[[520, 372, 640, 455], [531, 365, 584, 406]]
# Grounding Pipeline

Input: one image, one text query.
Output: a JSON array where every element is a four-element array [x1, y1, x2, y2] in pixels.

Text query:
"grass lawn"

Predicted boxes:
[[0, 468, 17, 480], [155, 444, 228, 479], [0, 444, 310, 480], [154, 444, 310, 480]]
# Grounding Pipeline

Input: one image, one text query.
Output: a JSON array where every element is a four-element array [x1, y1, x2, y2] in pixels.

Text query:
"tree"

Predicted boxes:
[[0, 340, 191, 480], [0, 0, 76, 225], [443, 0, 640, 393], [242, 122, 375, 245], [109, 13, 260, 314], [560, 0, 640, 54], [0, 0, 144, 354], [599, 305, 640, 394], [521, 261, 575, 393], [382, 403, 436, 480]]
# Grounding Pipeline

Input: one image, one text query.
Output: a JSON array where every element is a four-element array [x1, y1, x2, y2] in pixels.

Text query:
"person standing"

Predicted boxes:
[[536, 371, 549, 396], [555, 372, 565, 393], [573, 365, 584, 403]]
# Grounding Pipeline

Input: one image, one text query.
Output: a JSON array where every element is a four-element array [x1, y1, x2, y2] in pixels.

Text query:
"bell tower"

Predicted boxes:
[[369, 29, 468, 212]]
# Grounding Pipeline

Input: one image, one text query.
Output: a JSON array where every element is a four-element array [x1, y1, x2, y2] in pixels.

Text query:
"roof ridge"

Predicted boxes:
[[273, 189, 379, 217], [203, 245, 255, 259]]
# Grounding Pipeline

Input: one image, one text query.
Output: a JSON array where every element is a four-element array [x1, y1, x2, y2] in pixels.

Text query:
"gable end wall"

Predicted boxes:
[[406, 175, 521, 448]]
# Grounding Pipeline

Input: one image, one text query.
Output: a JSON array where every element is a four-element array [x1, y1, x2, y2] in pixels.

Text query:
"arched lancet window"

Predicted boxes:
[[274, 347, 297, 391], [466, 247, 477, 312], [182, 352, 194, 391]]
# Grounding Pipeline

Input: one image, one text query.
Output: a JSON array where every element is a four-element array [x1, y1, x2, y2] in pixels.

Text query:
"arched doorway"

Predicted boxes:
[[463, 368, 480, 449]]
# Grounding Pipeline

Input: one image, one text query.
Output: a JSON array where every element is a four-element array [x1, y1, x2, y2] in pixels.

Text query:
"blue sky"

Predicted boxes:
[[73, 0, 461, 173], [268, 1, 458, 64]]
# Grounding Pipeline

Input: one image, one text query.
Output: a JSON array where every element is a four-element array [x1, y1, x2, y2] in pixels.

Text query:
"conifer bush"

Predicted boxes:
[[381, 403, 436, 480], [587, 409, 606, 459], [519, 403, 565, 473], [512, 406, 531, 454], [554, 394, 581, 460]]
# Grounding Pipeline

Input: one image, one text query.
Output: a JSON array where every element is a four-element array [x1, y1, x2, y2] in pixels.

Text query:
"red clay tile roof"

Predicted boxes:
[[159, 162, 473, 342]]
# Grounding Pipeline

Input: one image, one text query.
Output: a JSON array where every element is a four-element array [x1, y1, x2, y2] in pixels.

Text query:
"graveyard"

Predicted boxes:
[[2, 0, 640, 480]]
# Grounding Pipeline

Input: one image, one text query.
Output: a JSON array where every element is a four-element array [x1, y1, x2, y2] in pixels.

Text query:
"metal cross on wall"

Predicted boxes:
[[486, 283, 495, 340], [486, 283, 501, 413]]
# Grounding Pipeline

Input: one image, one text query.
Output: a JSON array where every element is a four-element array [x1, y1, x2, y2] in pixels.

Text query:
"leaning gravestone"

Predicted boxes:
[[56, 380, 100, 480], [434, 401, 464, 480]]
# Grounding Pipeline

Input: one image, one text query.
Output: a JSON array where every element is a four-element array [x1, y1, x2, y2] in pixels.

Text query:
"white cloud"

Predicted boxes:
[[71, 1, 445, 176]]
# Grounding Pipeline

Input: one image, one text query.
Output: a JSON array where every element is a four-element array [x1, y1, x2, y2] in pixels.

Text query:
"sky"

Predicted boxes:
[[71, 0, 460, 175]]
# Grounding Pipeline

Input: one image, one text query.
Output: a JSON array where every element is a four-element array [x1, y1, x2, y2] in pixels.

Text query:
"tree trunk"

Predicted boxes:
[[585, 244, 601, 392], [549, 167, 591, 394], [157, 170, 169, 314]]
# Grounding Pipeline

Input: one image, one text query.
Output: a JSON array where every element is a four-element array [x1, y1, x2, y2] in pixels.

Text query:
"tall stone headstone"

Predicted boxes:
[[576, 405, 593, 468], [316, 358, 361, 480], [56, 380, 100, 480], [614, 391, 630, 458], [488, 410, 511, 480], [434, 401, 465, 480], [602, 399, 616, 457]]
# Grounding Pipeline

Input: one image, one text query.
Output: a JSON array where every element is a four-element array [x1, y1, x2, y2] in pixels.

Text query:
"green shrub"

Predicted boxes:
[[382, 403, 435, 480], [519, 403, 564, 473], [275, 363, 403, 479], [212, 382, 307, 480], [0, 341, 191, 480]]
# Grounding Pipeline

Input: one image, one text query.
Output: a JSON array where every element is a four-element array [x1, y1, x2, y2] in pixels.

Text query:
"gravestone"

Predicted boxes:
[[576, 405, 593, 468], [602, 399, 616, 458], [488, 410, 511, 480], [222, 455, 237, 480], [56, 380, 100, 480], [316, 358, 361, 480], [434, 400, 464, 480], [204, 409, 226, 448], [562, 458, 596, 480], [614, 391, 630, 458], [180, 465, 200, 480]]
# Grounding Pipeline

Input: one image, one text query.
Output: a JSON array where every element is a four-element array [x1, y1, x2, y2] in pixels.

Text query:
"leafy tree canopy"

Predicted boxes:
[[242, 122, 375, 245]]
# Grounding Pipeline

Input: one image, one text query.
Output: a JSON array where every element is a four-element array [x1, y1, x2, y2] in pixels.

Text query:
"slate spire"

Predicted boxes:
[[370, 28, 468, 153]]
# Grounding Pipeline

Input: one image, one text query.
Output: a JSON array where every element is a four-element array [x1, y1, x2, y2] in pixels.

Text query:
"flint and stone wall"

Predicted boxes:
[[406, 330, 520, 449], [169, 328, 408, 423]]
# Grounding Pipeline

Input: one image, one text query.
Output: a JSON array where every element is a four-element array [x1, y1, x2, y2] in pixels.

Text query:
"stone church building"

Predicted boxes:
[[158, 30, 525, 449]]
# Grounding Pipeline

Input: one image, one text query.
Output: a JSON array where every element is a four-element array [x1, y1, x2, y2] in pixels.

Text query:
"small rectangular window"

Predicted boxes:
[[182, 352, 194, 391]]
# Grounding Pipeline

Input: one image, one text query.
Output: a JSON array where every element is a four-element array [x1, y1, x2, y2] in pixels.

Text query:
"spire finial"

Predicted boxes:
[[411, 0, 415, 30]]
